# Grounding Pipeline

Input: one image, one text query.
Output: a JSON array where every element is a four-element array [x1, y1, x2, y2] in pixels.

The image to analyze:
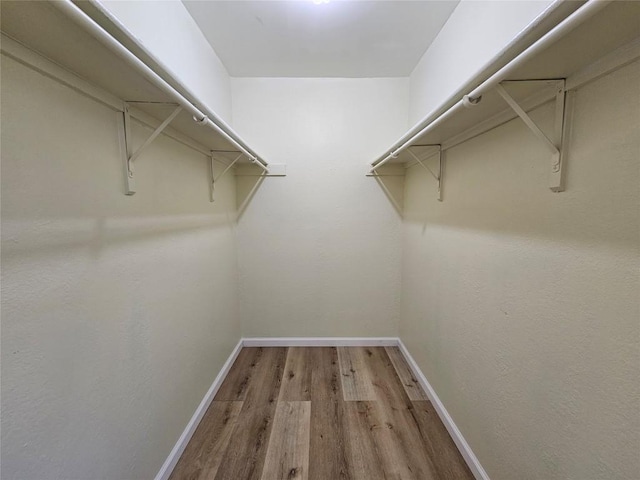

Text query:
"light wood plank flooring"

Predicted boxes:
[[169, 347, 474, 480]]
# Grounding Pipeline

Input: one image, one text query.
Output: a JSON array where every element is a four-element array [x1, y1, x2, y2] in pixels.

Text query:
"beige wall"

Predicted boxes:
[[231, 78, 408, 338], [1, 56, 240, 479], [400, 61, 640, 479]]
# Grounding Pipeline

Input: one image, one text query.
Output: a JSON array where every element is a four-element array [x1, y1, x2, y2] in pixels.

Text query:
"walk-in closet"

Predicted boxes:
[[1, 1, 638, 479]]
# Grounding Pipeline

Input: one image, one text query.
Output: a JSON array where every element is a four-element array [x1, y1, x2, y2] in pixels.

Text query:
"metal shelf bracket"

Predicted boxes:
[[406, 145, 443, 201], [209, 151, 243, 203], [120, 101, 182, 195], [496, 80, 570, 192]]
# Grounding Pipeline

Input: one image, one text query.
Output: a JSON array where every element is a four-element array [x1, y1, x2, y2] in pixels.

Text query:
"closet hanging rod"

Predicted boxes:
[[370, 0, 610, 173], [84, 0, 266, 171], [52, 0, 268, 173]]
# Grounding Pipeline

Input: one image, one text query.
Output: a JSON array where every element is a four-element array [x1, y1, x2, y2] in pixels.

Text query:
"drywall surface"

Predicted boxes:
[[408, 0, 553, 125], [99, 0, 233, 124], [231, 78, 408, 337], [1, 56, 239, 479], [182, 0, 459, 78], [401, 61, 640, 479]]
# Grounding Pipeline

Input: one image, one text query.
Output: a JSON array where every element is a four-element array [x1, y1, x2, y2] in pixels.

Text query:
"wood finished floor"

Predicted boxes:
[[169, 347, 474, 480]]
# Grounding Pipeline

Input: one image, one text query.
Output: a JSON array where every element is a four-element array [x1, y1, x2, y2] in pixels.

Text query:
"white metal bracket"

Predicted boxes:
[[495, 80, 570, 192], [209, 151, 243, 203], [406, 145, 443, 201], [120, 101, 182, 195]]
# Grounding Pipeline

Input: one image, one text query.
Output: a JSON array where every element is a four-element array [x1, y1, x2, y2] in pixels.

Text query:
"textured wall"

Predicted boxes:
[[231, 78, 408, 337], [408, 0, 554, 125], [100, 0, 233, 125], [1, 56, 240, 479], [401, 61, 640, 479]]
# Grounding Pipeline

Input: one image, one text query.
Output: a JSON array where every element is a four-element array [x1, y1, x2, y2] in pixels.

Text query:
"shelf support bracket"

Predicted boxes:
[[210, 152, 243, 203], [495, 81, 569, 192], [406, 145, 443, 201], [120, 102, 182, 195]]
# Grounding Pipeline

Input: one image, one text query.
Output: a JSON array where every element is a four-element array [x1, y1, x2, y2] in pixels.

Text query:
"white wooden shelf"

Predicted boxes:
[[1, 0, 272, 198], [371, 0, 640, 196]]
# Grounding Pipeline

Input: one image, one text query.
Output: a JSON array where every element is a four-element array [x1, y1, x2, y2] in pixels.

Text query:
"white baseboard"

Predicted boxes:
[[154, 338, 244, 480], [154, 336, 487, 480], [242, 336, 399, 347], [397, 339, 490, 480]]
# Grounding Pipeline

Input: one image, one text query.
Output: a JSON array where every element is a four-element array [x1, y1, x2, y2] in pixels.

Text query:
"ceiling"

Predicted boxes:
[[182, 1, 459, 78]]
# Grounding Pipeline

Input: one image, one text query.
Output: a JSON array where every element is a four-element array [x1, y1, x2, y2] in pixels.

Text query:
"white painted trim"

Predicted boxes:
[[566, 37, 640, 91], [241, 337, 399, 347], [154, 338, 244, 480], [397, 339, 490, 480]]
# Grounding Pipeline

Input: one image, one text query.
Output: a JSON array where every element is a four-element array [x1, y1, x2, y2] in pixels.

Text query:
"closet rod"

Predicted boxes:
[[52, 0, 268, 173], [85, 0, 266, 171], [370, 0, 610, 173]]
